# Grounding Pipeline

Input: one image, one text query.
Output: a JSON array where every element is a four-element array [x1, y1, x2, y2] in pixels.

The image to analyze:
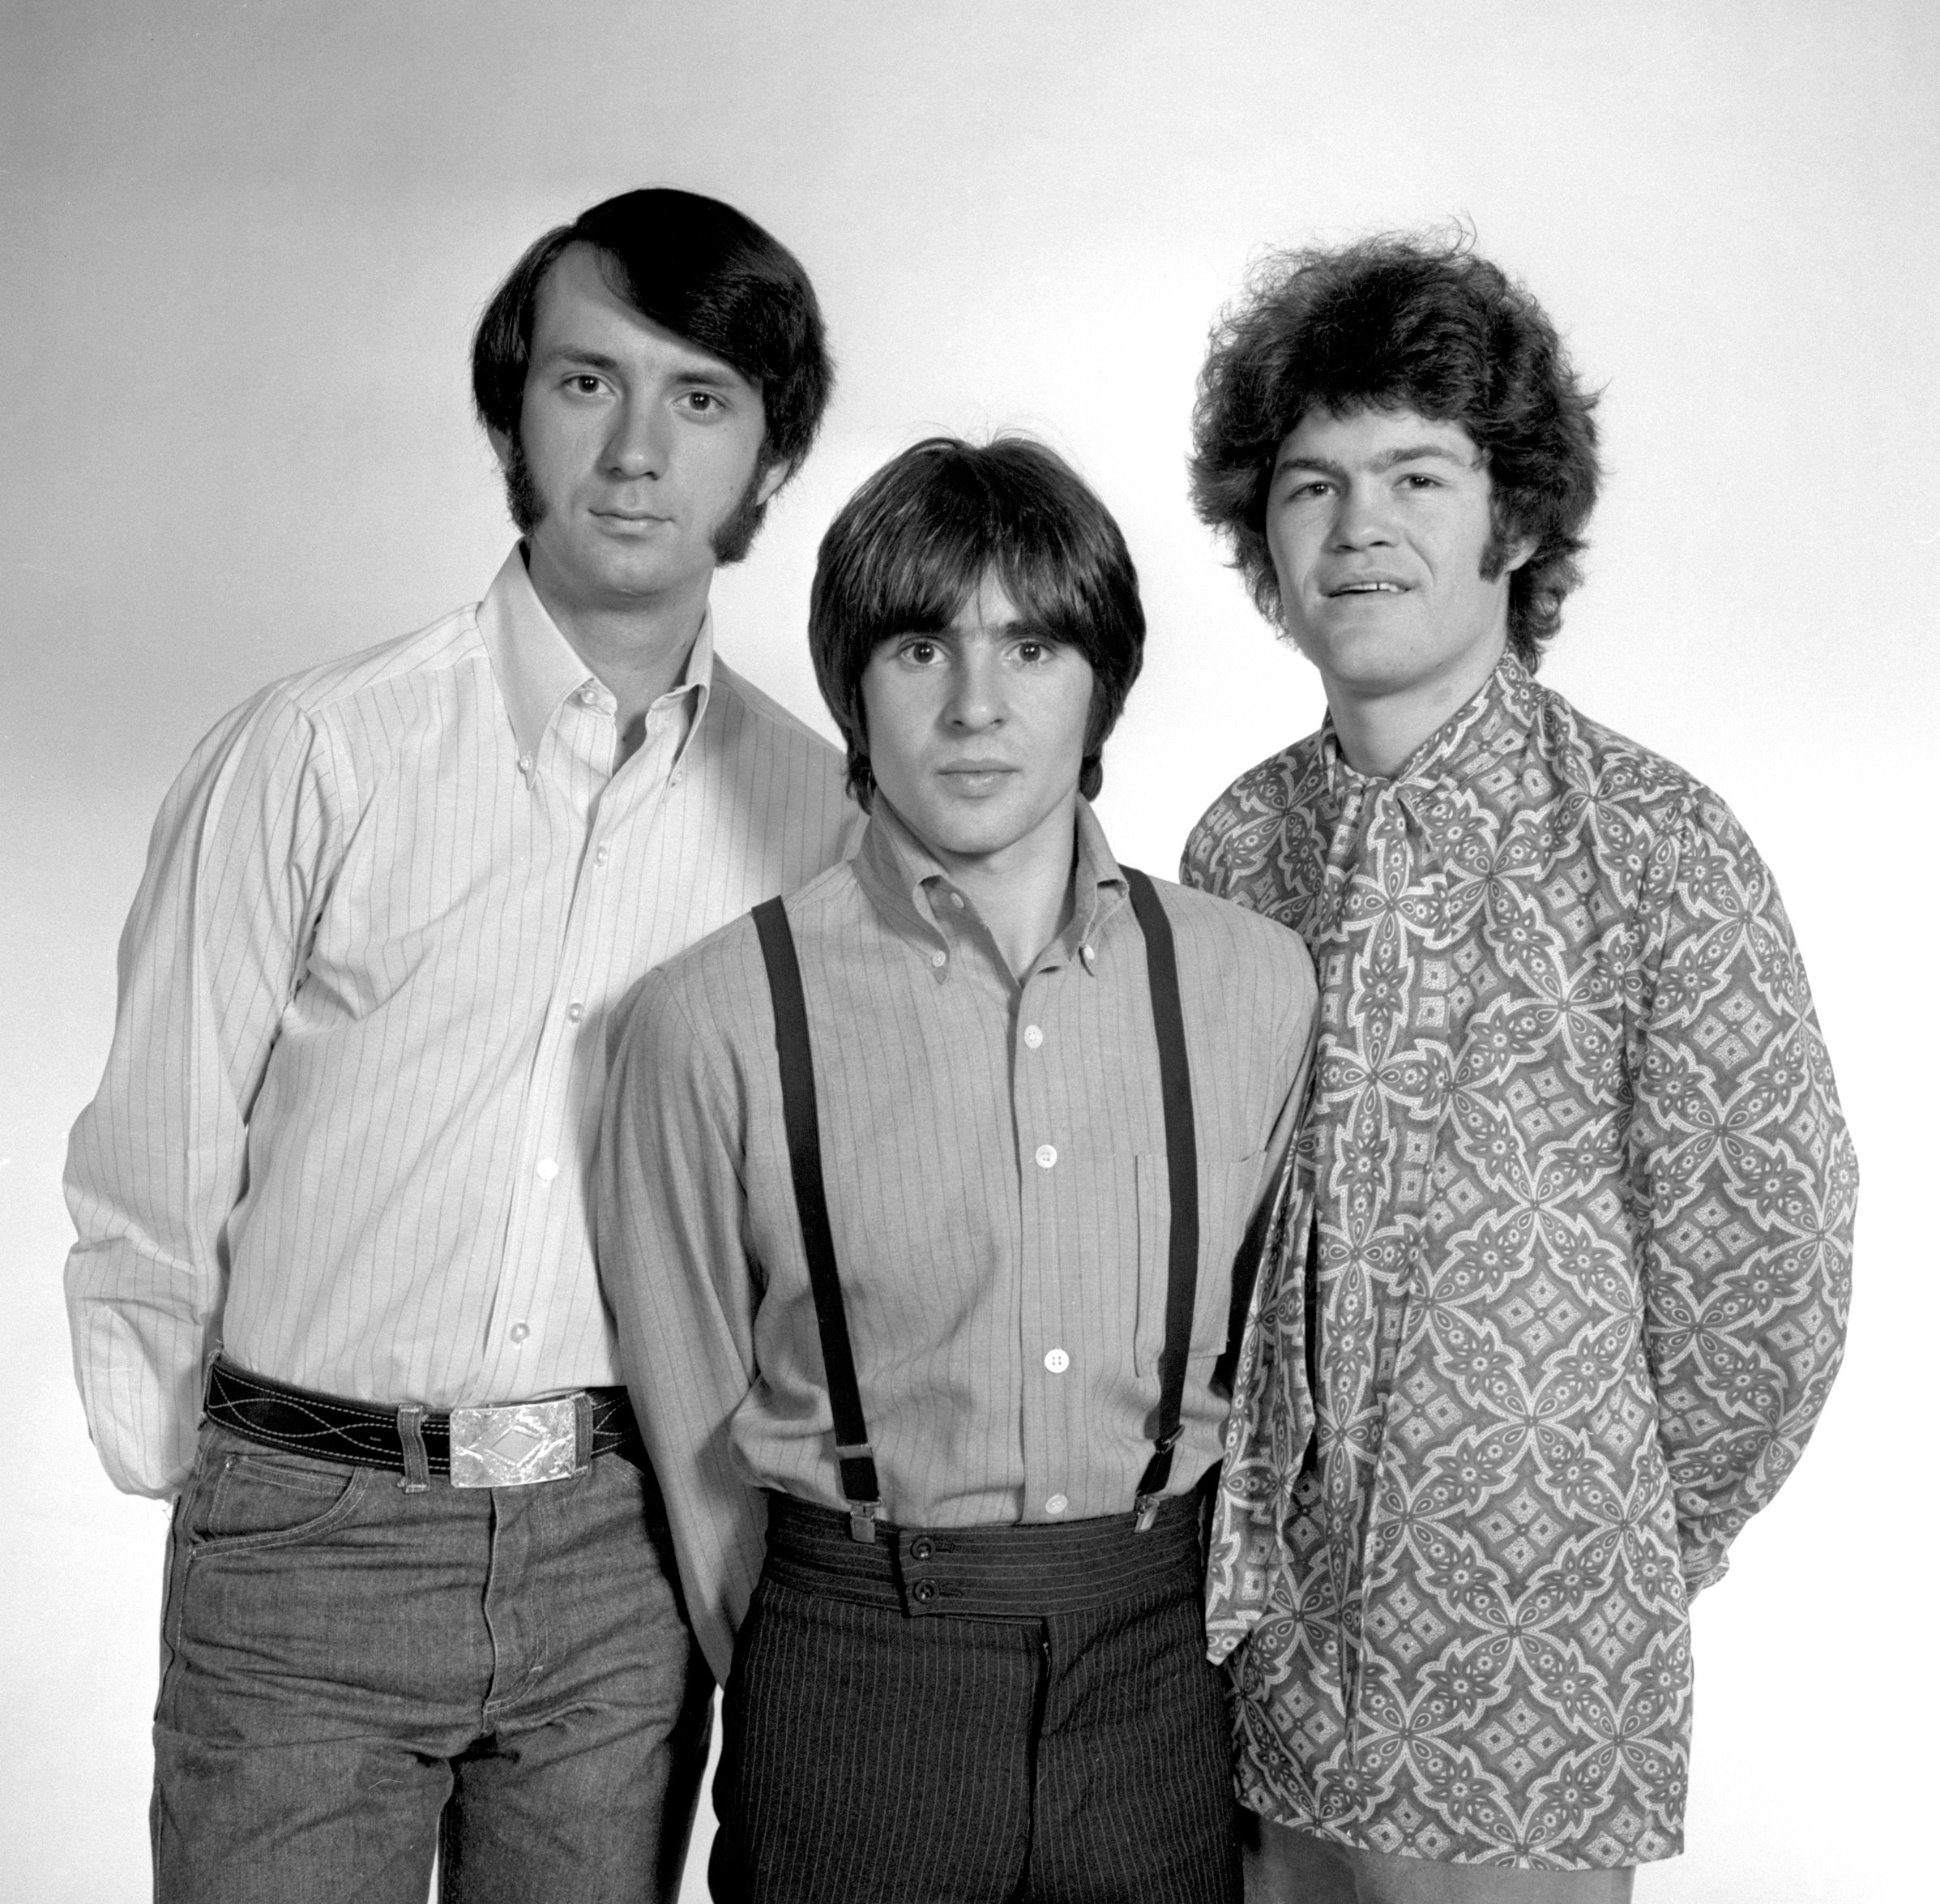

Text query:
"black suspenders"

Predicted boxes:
[[751, 866, 1199, 1543]]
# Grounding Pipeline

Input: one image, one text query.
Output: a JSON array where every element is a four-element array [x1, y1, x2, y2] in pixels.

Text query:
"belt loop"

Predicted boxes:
[[397, 1405, 431, 1493], [572, 1392, 594, 1477]]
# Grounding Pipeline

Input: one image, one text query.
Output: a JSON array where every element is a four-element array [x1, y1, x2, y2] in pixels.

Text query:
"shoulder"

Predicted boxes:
[[1528, 682, 1752, 851], [623, 858, 865, 1046], [1182, 729, 1330, 889], [259, 601, 487, 723], [1137, 871, 1318, 1010], [706, 655, 846, 775], [1190, 729, 1329, 842], [183, 601, 488, 769]]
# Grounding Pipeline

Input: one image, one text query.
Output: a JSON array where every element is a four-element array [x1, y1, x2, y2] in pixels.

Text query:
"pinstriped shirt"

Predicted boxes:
[[65, 547, 858, 1497], [597, 799, 1319, 1679]]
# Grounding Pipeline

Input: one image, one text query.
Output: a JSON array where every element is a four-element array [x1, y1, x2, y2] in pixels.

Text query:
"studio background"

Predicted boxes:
[[3, 3, 1932, 1899]]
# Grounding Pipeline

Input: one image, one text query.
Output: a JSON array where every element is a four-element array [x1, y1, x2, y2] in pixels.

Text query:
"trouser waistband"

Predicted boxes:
[[203, 1354, 647, 1487], [760, 1489, 1206, 1620]]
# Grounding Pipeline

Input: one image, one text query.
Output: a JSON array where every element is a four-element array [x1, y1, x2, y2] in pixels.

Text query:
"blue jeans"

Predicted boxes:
[[154, 1422, 712, 1903]]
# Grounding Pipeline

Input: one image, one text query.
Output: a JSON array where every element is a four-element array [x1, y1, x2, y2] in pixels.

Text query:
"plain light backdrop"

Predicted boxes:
[[3, 3, 1934, 1900]]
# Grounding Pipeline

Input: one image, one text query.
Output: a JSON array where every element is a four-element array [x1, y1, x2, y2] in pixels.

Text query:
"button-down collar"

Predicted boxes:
[[852, 798, 1129, 979], [476, 546, 716, 768]]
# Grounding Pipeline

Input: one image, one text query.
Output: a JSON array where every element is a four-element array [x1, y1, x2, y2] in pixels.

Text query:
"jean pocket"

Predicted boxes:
[[184, 1435, 368, 1553]]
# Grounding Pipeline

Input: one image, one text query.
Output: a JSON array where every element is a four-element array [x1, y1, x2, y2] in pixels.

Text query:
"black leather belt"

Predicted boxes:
[[203, 1354, 647, 1487]]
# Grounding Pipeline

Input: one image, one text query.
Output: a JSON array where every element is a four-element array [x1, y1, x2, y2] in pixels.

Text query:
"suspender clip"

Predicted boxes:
[[1133, 1491, 1163, 1534], [847, 1500, 879, 1545]]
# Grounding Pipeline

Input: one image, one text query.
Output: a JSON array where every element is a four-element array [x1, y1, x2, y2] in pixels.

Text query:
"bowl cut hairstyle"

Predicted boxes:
[[1190, 233, 1601, 669], [472, 186, 832, 485], [809, 436, 1146, 809]]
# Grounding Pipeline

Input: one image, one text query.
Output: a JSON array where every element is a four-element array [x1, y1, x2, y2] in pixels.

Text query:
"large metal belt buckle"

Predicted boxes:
[[448, 1397, 580, 1487]]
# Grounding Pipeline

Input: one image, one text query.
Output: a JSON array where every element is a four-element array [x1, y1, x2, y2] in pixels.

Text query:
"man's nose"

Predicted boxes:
[[944, 649, 1003, 728], [605, 396, 668, 479], [1330, 479, 1394, 547]]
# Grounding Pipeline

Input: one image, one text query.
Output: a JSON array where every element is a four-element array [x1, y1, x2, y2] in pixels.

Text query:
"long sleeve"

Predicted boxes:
[[597, 969, 768, 1684], [1630, 792, 1857, 1594], [63, 688, 340, 1496]]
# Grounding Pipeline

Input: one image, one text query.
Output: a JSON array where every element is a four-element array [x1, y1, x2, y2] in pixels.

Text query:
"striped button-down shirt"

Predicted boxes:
[[66, 548, 858, 1497], [597, 799, 1318, 1679]]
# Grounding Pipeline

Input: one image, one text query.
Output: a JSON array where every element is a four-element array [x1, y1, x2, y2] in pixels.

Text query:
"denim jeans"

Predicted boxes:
[[154, 1422, 712, 1904]]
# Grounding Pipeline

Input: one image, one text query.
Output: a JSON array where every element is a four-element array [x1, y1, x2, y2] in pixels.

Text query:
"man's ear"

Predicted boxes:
[[487, 427, 515, 476], [755, 457, 792, 507], [1502, 534, 1536, 575]]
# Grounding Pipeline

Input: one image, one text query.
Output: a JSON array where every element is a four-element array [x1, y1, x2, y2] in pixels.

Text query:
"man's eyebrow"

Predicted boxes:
[[1274, 443, 1480, 479]]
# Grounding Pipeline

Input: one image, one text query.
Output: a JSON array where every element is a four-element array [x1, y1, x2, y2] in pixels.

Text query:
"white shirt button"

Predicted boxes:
[[566, 1001, 583, 1023], [1034, 1144, 1058, 1170], [930, 950, 947, 969], [509, 1322, 530, 1343], [1044, 1348, 1070, 1375], [516, 753, 535, 775], [595, 844, 611, 866], [1079, 943, 1096, 969], [1045, 1494, 1069, 1516], [1023, 1025, 1044, 1050], [949, 892, 966, 909], [535, 1157, 560, 1183]]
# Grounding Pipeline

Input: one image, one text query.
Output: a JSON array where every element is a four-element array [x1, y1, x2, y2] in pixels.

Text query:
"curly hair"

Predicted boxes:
[[809, 437, 1146, 809], [1189, 233, 1600, 668], [472, 188, 831, 545]]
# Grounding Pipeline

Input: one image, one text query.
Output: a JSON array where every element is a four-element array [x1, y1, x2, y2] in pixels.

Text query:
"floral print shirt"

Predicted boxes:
[[1185, 656, 1855, 1869]]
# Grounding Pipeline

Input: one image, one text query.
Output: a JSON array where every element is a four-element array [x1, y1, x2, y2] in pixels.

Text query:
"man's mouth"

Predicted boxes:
[[938, 759, 1017, 789], [1327, 579, 1407, 596]]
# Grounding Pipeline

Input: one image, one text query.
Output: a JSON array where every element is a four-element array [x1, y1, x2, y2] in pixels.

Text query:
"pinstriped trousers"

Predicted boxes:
[[708, 1493, 1239, 1904]]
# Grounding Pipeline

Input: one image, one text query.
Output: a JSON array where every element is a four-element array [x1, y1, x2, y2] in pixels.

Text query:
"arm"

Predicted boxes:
[[1207, 927, 1321, 1661], [63, 689, 340, 1496], [597, 968, 767, 1684], [1631, 793, 1857, 1594]]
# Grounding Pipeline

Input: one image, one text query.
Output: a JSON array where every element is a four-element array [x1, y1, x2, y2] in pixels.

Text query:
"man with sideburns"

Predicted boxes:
[[1185, 235, 1856, 1902], [64, 188, 855, 1902], [597, 435, 1319, 1903]]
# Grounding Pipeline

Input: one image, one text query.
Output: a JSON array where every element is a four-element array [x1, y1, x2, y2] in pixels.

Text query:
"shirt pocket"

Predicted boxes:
[[1133, 1149, 1271, 1377]]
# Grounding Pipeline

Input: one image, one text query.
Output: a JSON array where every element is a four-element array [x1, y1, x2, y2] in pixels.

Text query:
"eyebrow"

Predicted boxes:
[[1274, 443, 1480, 480]]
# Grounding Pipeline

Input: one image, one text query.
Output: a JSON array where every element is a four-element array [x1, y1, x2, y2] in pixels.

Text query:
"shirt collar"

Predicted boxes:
[[1318, 648, 1538, 794], [476, 545, 716, 762], [852, 797, 1129, 975]]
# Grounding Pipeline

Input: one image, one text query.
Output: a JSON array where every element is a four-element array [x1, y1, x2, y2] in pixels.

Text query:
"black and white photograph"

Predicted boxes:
[[3, 5, 1929, 1900]]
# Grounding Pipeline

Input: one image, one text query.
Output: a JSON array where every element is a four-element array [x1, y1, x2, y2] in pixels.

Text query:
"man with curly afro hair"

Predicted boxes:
[[1183, 233, 1856, 1904]]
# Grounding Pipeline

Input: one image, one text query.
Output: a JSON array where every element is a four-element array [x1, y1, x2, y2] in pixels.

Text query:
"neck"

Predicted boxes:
[[1323, 635, 1506, 779], [899, 803, 1081, 980], [523, 550, 710, 737]]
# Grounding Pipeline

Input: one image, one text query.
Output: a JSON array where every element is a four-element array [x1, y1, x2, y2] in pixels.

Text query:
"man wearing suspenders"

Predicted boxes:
[[598, 435, 1321, 1902]]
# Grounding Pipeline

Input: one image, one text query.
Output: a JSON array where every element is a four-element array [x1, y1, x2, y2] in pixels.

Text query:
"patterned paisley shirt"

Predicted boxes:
[[1184, 655, 1855, 1870]]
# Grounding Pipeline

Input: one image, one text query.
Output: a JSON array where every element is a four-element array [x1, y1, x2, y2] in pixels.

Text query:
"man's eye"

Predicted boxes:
[[901, 640, 939, 664], [1400, 473, 1443, 490], [1015, 640, 1049, 664], [683, 391, 720, 413]]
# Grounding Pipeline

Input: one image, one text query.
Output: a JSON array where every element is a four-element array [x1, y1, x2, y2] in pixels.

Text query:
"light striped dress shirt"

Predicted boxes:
[[597, 799, 1319, 1679], [66, 547, 858, 1497]]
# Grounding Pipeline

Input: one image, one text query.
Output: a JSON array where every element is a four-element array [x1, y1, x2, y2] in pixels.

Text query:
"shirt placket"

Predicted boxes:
[[477, 688, 684, 1393], [1011, 945, 1077, 1520]]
